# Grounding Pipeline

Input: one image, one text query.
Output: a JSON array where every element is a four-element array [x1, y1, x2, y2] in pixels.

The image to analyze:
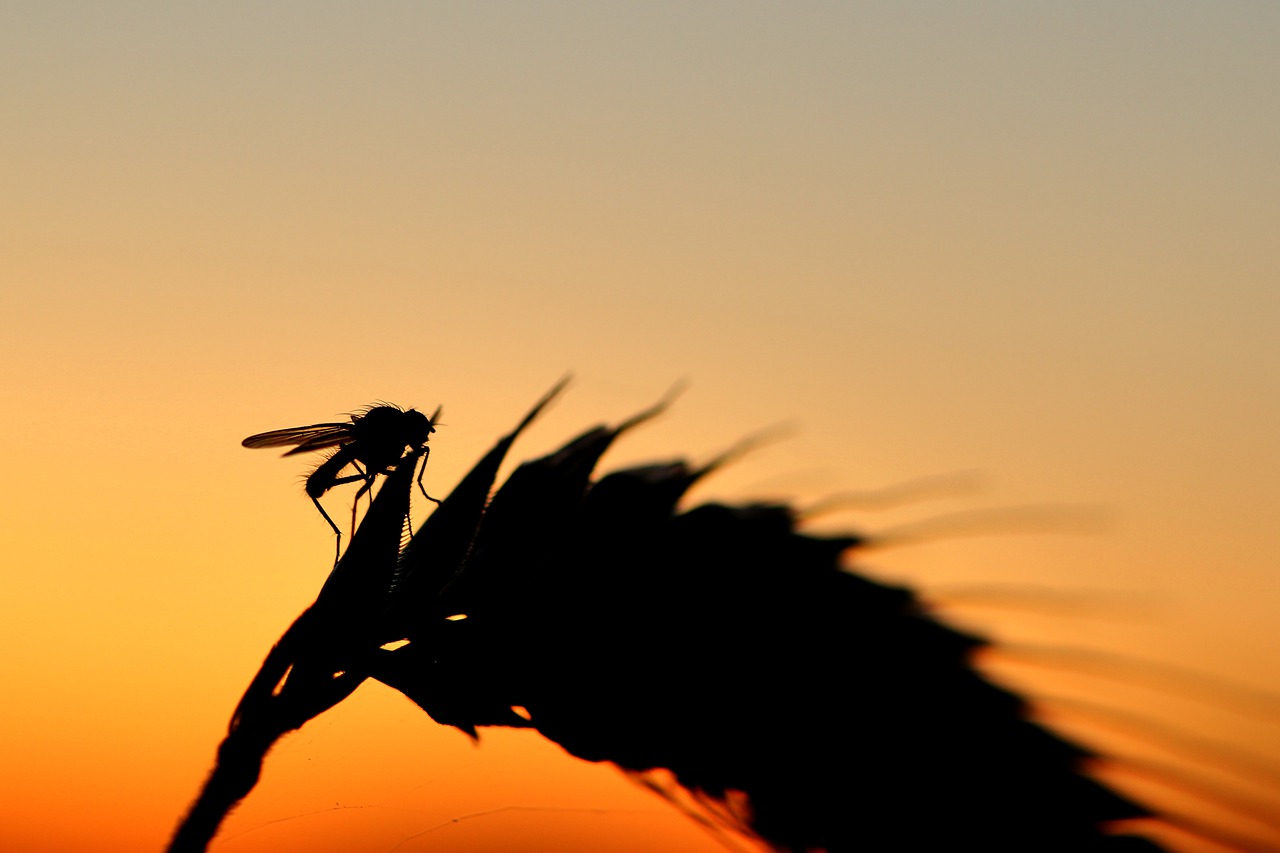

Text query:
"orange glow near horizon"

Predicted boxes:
[[2, 4, 1279, 852]]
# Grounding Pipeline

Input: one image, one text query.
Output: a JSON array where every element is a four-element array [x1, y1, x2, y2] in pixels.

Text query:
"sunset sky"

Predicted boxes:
[[2, 4, 1279, 851]]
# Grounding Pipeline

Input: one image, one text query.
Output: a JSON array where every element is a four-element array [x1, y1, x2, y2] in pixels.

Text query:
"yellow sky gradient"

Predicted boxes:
[[2, 4, 1278, 851]]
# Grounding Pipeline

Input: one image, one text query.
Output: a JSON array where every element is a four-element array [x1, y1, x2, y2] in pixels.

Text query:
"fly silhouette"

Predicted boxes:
[[242, 403, 442, 560]]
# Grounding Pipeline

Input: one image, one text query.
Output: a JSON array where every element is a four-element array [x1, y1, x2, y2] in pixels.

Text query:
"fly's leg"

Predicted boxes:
[[349, 472, 378, 542], [321, 470, 369, 541], [311, 495, 343, 565], [416, 447, 442, 505]]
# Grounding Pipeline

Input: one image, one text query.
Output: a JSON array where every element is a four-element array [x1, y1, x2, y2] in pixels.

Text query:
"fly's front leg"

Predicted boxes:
[[416, 447, 442, 505]]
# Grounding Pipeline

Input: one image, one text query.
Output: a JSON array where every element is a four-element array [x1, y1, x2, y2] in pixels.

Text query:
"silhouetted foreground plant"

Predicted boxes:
[[172, 381, 1261, 852]]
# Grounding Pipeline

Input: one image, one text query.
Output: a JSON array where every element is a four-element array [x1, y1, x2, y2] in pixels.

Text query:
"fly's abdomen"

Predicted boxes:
[[305, 446, 358, 499]]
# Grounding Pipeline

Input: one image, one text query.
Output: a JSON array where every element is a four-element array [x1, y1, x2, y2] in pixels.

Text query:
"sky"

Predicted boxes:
[[2, 3, 1279, 851]]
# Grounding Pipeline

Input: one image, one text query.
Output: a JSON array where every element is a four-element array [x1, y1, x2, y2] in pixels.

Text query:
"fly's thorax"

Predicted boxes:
[[349, 406, 428, 471]]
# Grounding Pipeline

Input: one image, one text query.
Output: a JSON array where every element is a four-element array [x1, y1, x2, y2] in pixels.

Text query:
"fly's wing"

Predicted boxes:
[[284, 429, 357, 455], [241, 423, 352, 453]]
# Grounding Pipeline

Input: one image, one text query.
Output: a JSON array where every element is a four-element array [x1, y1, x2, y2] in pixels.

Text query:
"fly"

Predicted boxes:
[[242, 403, 442, 561]]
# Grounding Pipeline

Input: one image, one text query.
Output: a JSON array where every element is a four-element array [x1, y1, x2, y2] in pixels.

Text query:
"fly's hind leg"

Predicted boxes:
[[318, 462, 372, 546], [325, 462, 368, 491], [311, 495, 344, 565]]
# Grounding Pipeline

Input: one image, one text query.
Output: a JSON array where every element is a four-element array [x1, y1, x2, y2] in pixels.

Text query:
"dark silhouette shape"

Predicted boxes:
[[242, 403, 442, 561], [169, 384, 565, 853], [173, 381, 1266, 852]]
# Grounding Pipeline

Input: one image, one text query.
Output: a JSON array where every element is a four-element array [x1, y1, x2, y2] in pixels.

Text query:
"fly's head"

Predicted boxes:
[[404, 407, 439, 451]]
